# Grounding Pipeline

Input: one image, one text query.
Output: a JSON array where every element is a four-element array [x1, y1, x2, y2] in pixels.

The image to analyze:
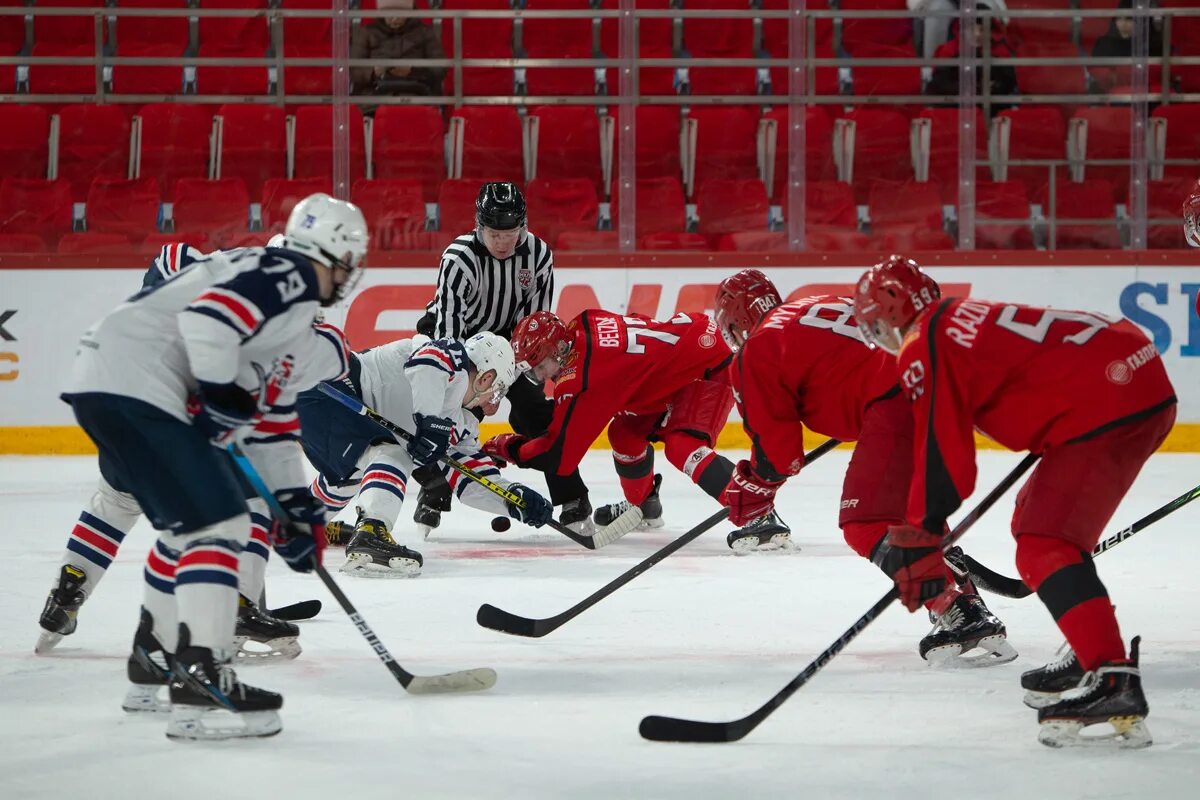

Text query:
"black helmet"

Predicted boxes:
[[476, 182, 527, 230]]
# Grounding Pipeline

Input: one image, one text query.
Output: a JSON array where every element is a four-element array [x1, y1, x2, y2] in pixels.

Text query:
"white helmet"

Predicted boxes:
[[281, 193, 369, 301], [266, 233, 286, 248], [464, 332, 517, 405]]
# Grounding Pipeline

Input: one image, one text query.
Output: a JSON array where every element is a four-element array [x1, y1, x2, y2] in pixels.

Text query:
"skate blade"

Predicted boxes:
[[925, 635, 1018, 669], [235, 636, 302, 662], [122, 683, 171, 714], [729, 534, 797, 556], [34, 630, 64, 655], [1023, 690, 1063, 710], [166, 706, 282, 741], [1038, 716, 1152, 749], [639, 517, 666, 531], [417, 524, 435, 541], [340, 552, 421, 579]]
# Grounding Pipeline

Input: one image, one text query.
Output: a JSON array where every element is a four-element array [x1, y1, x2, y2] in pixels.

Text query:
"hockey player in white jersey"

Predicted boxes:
[[60, 194, 368, 741], [297, 332, 553, 578]]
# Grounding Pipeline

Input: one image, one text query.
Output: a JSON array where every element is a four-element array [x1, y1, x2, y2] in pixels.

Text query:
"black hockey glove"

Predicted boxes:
[[505, 483, 553, 528], [271, 489, 327, 573], [408, 414, 455, 467], [188, 381, 258, 445]]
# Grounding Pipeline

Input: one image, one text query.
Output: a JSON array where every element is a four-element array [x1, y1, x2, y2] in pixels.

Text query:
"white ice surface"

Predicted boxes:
[[1, 450, 1198, 800]]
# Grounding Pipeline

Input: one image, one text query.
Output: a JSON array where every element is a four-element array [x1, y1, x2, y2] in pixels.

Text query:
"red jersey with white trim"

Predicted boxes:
[[516, 310, 732, 474], [899, 297, 1177, 533], [733, 296, 898, 479]]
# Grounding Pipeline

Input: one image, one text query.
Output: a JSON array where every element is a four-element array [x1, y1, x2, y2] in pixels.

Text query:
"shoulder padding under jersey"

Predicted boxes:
[[183, 249, 320, 341]]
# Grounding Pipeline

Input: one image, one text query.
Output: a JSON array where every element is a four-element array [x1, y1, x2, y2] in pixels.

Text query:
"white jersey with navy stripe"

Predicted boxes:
[[429, 231, 554, 340]]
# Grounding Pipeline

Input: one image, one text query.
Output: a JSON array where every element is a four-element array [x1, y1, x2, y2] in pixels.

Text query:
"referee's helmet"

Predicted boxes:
[[476, 182, 527, 230]]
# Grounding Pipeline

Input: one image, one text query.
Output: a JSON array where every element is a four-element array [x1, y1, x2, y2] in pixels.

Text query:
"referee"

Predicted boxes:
[[414, 182, 591, 532]]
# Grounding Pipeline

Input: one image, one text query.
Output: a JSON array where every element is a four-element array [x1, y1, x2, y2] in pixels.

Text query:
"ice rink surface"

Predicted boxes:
[[1, 449, 1197, 800]]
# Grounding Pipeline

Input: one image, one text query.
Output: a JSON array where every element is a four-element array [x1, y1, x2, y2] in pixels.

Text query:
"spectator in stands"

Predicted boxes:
[[350, 0, 446, 100], [910, 0, 1008, 60], [1089, 0, 1166, 93], [925, 3, 1016, 108]]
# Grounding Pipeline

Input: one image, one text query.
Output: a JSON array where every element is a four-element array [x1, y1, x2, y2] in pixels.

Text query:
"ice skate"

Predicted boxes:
[[324, 519, 351, 546], [413, 499, 442, 540], [122, 608, 172, 714], [341, 517, 423, 578], [726, 511, 793, 553], [593, 475, 664, 531], [166, 628, 282, 741], [919, 590, 1017, 668], [559, 495, 595, 536], [35, 564, 88, 654], [234, 595, 301, 662], [1021, 643, 1085, 709], [1037, 637, 1151, 749]]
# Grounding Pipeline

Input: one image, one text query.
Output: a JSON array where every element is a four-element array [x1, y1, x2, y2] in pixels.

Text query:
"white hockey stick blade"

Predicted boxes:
[[405, 667, 498, 695], [589, 505, 645, 548]]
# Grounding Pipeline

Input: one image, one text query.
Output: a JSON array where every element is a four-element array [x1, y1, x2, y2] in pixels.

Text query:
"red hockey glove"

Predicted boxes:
[[872, 524, 948, 612], [483, 433, 529, 467], [719, 460, 783, 526]]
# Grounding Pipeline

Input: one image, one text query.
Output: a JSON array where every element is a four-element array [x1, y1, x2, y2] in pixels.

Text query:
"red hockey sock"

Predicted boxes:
[[1015, 533, 1126, 670], [842, 520, 890, 560]]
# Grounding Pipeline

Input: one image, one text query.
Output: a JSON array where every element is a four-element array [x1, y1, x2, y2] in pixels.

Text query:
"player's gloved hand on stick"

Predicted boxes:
[[271, 488, 327, 573], [187, 381, 259, 445], [505, 483, 552, 527], [408, 414, 455, 467], [719, 460, 783, 526], [482, 433, 529, 468], [872, 524, 948, 612]]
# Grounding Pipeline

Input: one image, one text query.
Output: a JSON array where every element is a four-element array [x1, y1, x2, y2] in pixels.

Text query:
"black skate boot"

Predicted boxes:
[[726, 511, 793, 553], [35, 564, 88, 654], [413, 469, 453, 540], [342, 517, 423, 578], [1037, 637, 1151, 749], [122, 607, 173, 714], [234, 595, 301, 662], [324, 519, 351, 546], [559, 494, 594, 535], [594, 475, 665, 531], [413, 501, 441, 540], [166, 625, 283, 741], [919, 590, 1018, 668], [1021, 644, 1086, 708]]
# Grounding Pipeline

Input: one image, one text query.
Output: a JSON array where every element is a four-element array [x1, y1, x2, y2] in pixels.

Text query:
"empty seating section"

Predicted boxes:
[[530, 107, 605, 197], [111, 0, 188, 96], [218, 104, 287, 199], [525, 178, 600, 246], [137, 104, 215, 199], [523, 0, 596, 97], [263, 177, 333, 232], [684, 1, 756, 97], [196, 0, 270, 96], [451, 106, 524, 184], [351, 179, 432, 250], [440, 0, 513, 96], [372, 106, 447, 202], [281, 0, 334, 97], [293, 104, 367, 183], [172, 178, 251, 248]]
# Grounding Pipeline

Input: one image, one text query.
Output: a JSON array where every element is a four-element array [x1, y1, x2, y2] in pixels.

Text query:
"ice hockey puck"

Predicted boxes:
[[491, 516, 512, 533]]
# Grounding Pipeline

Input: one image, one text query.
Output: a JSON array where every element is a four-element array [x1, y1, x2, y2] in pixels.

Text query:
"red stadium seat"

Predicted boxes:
[[196, 0, 270, 96], [198, 0, 269, 48], [839, 1, 913, 53], [437, 178, 485, 235], [916, 107, 987, 202], [696, 178, 770, 236], [0, 178, 74, 244], [688, 106, 761, 195], [638, 231, 712, 250], [870, 225, 955, 250], [33, 0, 104, 49], [684, 0, 757, 97], [440, 0, 514, 97], [58, 232, 135, 254], [281, 0, 333, 96], [262, 177, 332, 233], [137, 104, 215, 199], [529, 106, 604, 197], [868, 179, 943, 232], [805, 226, 871, 251], [525, 178, 599, 246], [86, 176, 160, 242], [975, 180, 1035, 250], [800, 180, 858, 229], [112, 42, 186, 95], [762, 0, 832, 54], [0, 0, 24, 58], [1071, 107, 1131, 202], [850, 43, 922, 97], [610, 106, 684, 182], [1007, 0, 1074, 50], [555, 231, 618, 250], [450, 107, 524, 183], [609, 176, 688, 237], [1015, 41, 1087, 98], [372, 106, 446, 203], [839, 108, 913, 201], [764, 107, 837, 202], [351, 179, 430, 250], [218, 104, 287, 200], [0, 106, 52, 182], [1151, 105, 1200, 185], [282, 0, 332, 44], [28, 43, 98, 95], [117, 0, 190, 48], [600, 0, 676, 96], [1040, 179, 1120, 249], [1147, 179, 1192, 249], [58, 105, 133, 202], [172, 178, 250, 248], [292, 105, 367, 183], [716, 231, 787, 252], [0, 233, 49, 252], [996, 106, 1068, 200], [524, 1, 597, 97], [1078, 0, 1112, 53], [142, 231, 212, 253]]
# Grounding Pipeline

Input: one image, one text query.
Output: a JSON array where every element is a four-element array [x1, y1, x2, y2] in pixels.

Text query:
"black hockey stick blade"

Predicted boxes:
[[476, 603, 548, 638], [963, 480, 1200, 600], [269, 599, 323, 621], [639, 452, 1038, 743]]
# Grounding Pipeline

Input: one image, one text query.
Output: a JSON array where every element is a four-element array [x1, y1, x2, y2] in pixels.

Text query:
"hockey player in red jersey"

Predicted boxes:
[[854, 255, 1176, 748], [483, 309, 742, 536], [715, 269, 1014, 666], [1184, 179, 1200, 247]]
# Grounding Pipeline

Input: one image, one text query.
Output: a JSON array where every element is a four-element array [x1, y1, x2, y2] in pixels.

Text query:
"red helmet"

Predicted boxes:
[[852, 255, 941, 354], [1184, 180, 1200, 248], [714, 269, 783, 349], [511, 311, 572, 381]]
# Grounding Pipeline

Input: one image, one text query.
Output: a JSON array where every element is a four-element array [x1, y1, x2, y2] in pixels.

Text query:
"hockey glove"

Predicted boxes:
[[482, 433, 529, 468], [505, 483, 552, 528], [271, 489, 327, 573], [872, 524, 948, 612], [188, 359, 294, 446], [719, 460, 783, 526], [408, 414, 455, 467]]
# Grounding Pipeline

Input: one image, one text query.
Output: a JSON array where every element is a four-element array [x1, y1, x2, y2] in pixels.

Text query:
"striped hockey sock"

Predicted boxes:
[[142, 538, 180, 653], [356, 462, 408, 527], [175, 534, 242, 653]]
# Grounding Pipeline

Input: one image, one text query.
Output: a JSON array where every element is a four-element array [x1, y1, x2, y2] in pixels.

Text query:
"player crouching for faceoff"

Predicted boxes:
[[714, 269, 1014, 666], [854, 255, 1176, 749], [1185, 180, 1200, 247], [59, 194, 369, 741], [484, 309, 740, 538], [297, 331, 552, 578]]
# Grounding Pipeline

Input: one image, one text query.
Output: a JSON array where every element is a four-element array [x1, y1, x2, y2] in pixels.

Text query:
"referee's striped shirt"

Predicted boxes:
[[429, 231, 555, 340]]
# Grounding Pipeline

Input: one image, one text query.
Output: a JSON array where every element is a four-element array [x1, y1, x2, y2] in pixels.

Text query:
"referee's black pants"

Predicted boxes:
[[505, 376, 589, 506]]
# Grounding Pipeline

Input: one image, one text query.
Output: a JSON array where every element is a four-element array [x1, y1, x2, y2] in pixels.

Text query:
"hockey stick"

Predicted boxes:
[[268, 599, 323, 621], [962, 480, 1200, 600], [316, 382, 630, 550], [639, 451, 1040, 743], [231, 450, 497, 694], [477, 438, 844, 638]]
